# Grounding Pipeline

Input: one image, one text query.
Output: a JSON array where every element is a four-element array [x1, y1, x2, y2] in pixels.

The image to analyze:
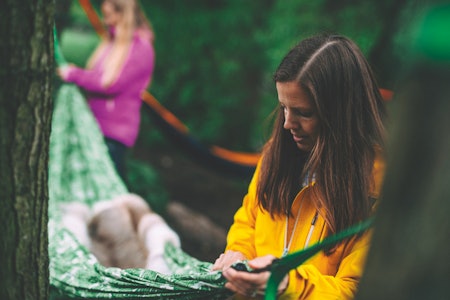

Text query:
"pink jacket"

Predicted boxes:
[[64, 32, 154, 147]]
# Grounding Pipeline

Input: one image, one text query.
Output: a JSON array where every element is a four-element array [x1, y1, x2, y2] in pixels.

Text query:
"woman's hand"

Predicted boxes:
[[222, 255, 289, 298], [56, 64, 74, 81], [211, 250, 246, 271]]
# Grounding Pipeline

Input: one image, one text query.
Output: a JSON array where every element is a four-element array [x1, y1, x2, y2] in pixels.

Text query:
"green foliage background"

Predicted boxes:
[[57, 0, 436, 154]]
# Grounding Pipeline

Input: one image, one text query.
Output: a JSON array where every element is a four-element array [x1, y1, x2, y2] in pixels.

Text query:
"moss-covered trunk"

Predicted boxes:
[[0, 0, 54, 299]]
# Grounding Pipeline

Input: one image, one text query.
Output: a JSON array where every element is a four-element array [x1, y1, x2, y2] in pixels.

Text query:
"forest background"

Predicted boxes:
[[55, 0, 434, 261]]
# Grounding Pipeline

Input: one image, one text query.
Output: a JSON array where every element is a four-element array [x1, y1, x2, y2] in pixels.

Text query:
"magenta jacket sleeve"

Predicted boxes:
[[64, 37, 154, 97]]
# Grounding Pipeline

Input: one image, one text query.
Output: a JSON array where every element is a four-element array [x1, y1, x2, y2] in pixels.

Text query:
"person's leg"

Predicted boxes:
[[104, 137, 127, 181]]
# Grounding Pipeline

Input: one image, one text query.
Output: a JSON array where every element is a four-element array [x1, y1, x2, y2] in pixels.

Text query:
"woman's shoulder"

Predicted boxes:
[[130, 30, 154, 61], [133, 29, 154, 45]]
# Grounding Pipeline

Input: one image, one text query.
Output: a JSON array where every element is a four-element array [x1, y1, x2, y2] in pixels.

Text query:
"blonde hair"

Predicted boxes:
[[87, 0, 154, 87]]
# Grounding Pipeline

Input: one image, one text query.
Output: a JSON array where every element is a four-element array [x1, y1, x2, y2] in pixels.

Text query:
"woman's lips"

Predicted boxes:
[[292, 134, 306, 143]]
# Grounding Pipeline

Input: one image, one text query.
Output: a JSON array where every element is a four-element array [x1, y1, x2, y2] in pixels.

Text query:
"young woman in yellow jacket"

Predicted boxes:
[[212, 34, 387, 299]]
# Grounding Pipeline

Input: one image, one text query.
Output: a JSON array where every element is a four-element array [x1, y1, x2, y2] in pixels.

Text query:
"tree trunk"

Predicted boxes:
[[0, 1, 54, 299], [356, 5, 450, 300]]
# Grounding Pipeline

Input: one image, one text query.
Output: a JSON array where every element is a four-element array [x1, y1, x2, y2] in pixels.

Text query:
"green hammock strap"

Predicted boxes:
[[53, 25, 67, 67], [264, 217, 374, 300]]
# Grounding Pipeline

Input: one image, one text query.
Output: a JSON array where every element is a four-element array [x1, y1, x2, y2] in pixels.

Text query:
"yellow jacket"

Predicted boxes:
[[226, 155, 385, 299]]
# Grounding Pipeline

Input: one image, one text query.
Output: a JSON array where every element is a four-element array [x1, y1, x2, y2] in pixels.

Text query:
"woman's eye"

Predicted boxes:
[[292, 109, 313, 118], [280, 104, 313, 118], [299, 111, 313, 118]]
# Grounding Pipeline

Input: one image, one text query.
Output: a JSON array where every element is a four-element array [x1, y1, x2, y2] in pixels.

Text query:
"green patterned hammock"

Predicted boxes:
[[48, 83, 373, 299], [48, 84, 232, 299]]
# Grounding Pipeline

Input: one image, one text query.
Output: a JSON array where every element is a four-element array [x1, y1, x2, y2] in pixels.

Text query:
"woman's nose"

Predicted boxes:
[[283, 111, 297, 130]]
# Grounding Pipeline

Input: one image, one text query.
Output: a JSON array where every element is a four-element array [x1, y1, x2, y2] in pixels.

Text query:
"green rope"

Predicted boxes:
[[264, 217, 374, 300], [53, 25, 67, 67]]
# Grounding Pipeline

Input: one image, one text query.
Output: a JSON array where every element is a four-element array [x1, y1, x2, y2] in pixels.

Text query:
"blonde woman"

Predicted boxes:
[[58, 0, 155, 180]]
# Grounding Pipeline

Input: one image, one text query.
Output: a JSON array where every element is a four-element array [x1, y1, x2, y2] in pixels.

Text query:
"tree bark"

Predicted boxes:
[[0, 1, 54, 299], [356, 5, 450, 300]]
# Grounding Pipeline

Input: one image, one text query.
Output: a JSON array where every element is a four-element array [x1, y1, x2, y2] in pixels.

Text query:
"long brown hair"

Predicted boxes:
[[257, 34, 386, 234]]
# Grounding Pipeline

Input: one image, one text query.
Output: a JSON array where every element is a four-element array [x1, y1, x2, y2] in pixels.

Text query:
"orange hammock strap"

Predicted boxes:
[[141, 92, 189, 134], [211, 146, 261, 166], [78, 0, 106, 37], [379, 88, 394, 101]]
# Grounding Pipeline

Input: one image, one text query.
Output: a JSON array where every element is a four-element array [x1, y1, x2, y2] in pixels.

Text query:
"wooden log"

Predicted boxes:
[[166, 201, 227, 262]]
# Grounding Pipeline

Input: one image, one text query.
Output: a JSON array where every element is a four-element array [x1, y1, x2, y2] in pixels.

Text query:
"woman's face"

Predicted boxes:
[[276, 81, 320, 152], [101, 1, 122, 27]]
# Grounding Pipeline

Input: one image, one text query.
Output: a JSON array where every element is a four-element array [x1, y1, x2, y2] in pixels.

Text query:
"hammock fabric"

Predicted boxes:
[[48, 84, 232, 299]]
